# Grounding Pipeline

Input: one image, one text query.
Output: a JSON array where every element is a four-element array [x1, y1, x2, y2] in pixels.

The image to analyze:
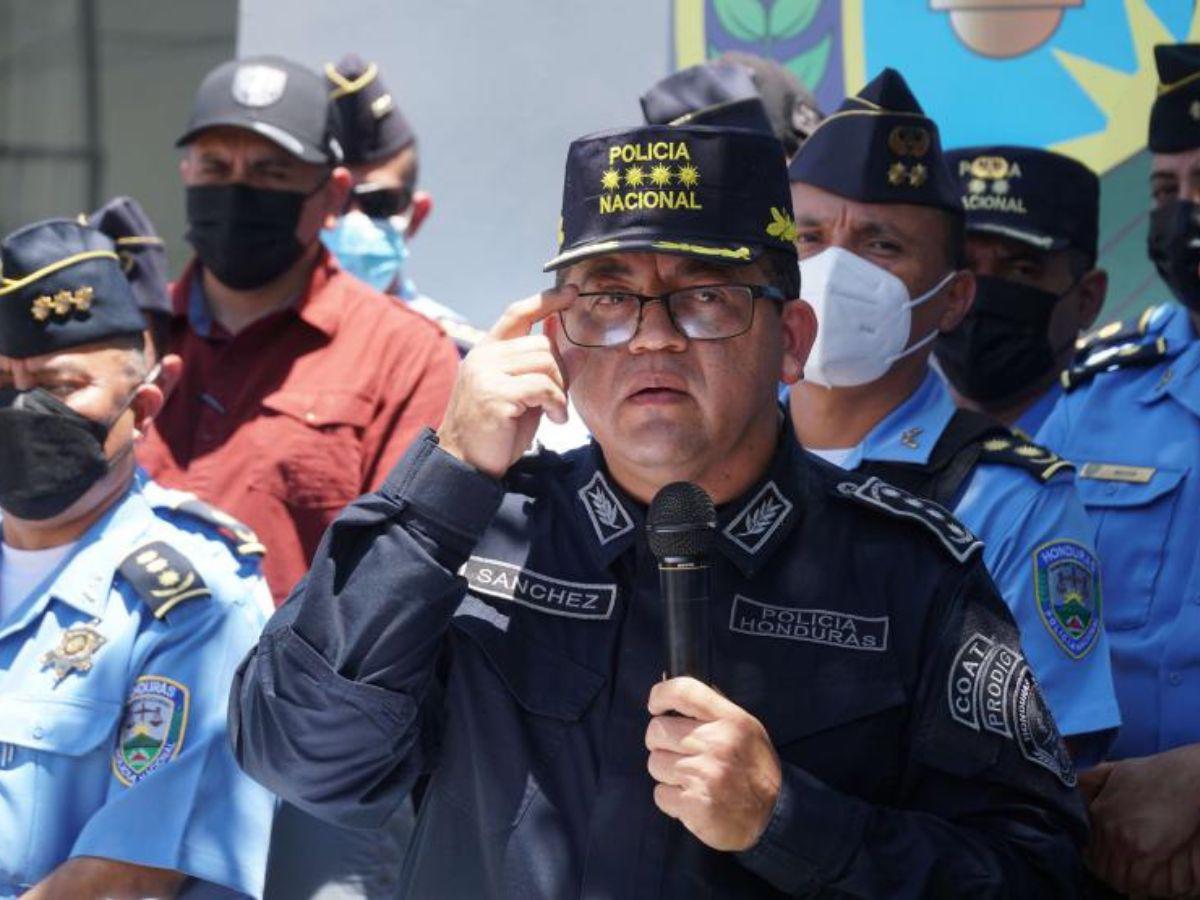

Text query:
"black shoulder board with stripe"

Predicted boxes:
[[1074, 305, 1159, 354], [170, 497, 266, 558], [977, 436, 1074, 481], [1061, 337, 1169, 392], [833, 475, 983, 564], [118, 541, 211, 619]]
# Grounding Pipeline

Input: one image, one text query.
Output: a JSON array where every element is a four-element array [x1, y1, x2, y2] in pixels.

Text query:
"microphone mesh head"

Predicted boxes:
[[646, 482, 717, 561]]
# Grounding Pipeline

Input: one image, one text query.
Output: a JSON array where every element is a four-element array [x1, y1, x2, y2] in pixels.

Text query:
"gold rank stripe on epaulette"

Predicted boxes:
[[978, 437, 1074, 482], [1062, 337, 1170, 392], [118, 541, 211, 619], [1074, 306, 1158, 353]]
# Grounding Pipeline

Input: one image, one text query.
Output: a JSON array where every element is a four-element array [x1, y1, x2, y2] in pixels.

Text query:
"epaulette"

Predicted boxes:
[[1061, 336, 1170, 392], [833, 475, 983, 564], [118, 541, 211, 619], [977, 436, 1074, 482], [1073, 305, 1163, 354], [154, 493, 266, 558]]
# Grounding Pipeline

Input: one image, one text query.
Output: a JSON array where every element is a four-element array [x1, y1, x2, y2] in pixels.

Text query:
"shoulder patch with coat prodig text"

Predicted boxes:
[[836, 476, 983, 563], [112, 675, 189, 786], [947, 632, 1075, 786], [460, 556, 616, 620]]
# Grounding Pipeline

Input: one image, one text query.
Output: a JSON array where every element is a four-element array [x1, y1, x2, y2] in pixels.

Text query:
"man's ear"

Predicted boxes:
[[1075, 268, 1108, 332], [407, 191, 433, 239], [321, 167, 353, 229], [780, 300, 817, 385], [937, 269, 975, 333]]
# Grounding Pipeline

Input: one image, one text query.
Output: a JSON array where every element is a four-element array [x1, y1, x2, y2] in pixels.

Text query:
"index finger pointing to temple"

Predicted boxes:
[[486, 285, 578, 343]]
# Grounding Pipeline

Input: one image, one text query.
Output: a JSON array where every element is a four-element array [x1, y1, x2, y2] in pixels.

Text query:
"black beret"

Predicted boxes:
[[544, 124, 797, 271], [88, 196, 171, 316], [0, 219, 146, 358], [641, 62, 776, 137], [325, 54, 415, 166], [1149, 44, 1200, 153], [788, 67, 958, 213], [945, 145, 1099, 260]]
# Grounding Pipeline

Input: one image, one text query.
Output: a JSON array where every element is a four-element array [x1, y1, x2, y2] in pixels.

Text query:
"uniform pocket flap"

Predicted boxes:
[[1076, 466, 1186, 509], [768, 677, 908, 746], [261, 389, 374, 429], [452, 614, 606, 722], [0, 694, 122, 754]]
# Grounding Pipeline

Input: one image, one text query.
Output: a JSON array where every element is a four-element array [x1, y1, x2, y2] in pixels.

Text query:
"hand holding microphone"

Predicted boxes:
[[644, 482, 782, 852]]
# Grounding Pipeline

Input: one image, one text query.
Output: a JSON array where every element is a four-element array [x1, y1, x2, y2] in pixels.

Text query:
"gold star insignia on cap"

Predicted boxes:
[[1190, 100, 1200, 122], [30, 286, 93, 322], [625, 166, 646, 188], [887, 162, 908, 186], [41, 619, 107, 685], [908, 164, 928, 187], [649, 163, 672, 187], [676, 164, 700, 187], [600, 169, 621, 192]]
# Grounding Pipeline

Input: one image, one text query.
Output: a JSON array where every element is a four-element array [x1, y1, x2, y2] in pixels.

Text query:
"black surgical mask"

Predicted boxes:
[[0, 381, 144, 521], [935, 275, 1069, 403], [185, 183, 310, 290], [1148, 199, 1200, 311]]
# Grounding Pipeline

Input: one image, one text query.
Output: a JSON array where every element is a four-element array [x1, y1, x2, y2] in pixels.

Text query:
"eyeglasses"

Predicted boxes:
[[558, 283, 785, 348], [348, 182, 413, 218]]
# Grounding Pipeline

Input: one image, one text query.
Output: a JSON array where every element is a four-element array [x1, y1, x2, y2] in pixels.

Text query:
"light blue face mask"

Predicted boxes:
[[321, 210, 416, 298]]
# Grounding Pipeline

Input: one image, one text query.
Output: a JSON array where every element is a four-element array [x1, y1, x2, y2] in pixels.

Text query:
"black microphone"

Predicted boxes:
[[647, 482, 717, 682]]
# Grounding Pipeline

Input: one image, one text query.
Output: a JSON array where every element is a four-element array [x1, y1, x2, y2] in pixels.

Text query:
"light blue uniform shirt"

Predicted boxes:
[[0, 482, 272, 897], [806, 370, 1121, 744], [1040, 302, 1200, 760], [1016, 382, 1063, 441]]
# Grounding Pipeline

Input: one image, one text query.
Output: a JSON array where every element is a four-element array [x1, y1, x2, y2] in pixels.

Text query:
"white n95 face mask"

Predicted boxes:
[[799, 246, 956, 388]]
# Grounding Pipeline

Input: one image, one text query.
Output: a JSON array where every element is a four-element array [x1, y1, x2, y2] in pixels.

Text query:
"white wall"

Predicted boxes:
[[239, 0, 671, 326]]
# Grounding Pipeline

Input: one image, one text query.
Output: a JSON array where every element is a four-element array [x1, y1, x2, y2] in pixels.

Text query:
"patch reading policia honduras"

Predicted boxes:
[[113, 675, 189, 786], [460, 557, 617, 620], [729, 596, 888, 651], [1033, 540, 1102, 659], [948, 633, 1076, 787], [544, 124, 797, 271]]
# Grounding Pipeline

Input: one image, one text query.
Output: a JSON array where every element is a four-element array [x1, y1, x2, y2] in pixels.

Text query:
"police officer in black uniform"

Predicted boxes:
[[230, 121, 1087, 897]]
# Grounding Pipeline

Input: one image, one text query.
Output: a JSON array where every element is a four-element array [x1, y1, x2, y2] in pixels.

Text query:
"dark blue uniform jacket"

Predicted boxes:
[[230, 429, 1087, 898]]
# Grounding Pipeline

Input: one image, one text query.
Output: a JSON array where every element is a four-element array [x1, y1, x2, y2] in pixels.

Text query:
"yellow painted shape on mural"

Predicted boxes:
[[674, 0, 706, 69], [841, 0, 867, 95], [1052, 0, 1200, 174]]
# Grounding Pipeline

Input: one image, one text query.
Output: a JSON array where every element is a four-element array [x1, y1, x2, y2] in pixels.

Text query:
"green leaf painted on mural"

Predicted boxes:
[[713, 0, 768, 42], [785, 36, 832, 90], [768, 0, 819, 41]]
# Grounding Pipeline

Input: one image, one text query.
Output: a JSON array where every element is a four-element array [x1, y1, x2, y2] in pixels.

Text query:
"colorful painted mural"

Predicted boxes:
[[672, 0, 1200, 320]]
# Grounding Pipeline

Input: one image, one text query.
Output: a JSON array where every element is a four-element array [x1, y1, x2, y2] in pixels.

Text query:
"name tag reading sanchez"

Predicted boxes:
[[460, 557, 617, 621]]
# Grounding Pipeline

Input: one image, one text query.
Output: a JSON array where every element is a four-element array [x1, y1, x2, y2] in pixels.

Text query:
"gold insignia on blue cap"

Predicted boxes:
[[766, 207, 798, 243], [31, 286, 93, 322], [598, 139, 703, 216], [887, 126, 931, 158], [959, 155, 1028, 214]]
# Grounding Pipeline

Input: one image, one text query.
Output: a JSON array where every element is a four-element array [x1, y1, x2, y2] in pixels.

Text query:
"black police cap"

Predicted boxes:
[[325, 54, 416, 166], [0, 220, 146, 359], [1149, 44, 1200, 153], [788, 67, 958, 213], [177, 55, 343, 165], [641, 62, 776, 137], [945, 145, 1099, 261], [719, 51, 824, 156], [88, 196, 172, 316], [544, 124, 798, 272]]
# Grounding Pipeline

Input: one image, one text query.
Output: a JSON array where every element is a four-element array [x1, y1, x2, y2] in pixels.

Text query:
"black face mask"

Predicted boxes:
[[0, 386, 137, 521], [935, 274, 1069, 404], [1148, 199, 1200, 311], [185, 183, 310, 290]]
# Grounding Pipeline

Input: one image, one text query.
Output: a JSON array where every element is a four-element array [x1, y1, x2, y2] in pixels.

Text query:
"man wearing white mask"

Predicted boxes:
[[787, 69, 1120, 767]]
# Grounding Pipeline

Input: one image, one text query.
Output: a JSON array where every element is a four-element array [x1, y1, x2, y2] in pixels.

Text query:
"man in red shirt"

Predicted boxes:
[[139, 56, 458, 606]]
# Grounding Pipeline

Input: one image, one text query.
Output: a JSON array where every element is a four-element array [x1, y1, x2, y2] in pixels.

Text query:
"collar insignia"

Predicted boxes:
[[41, 618, 107, 685], [578, 471, 634, 546], [723, 481, 793, 556], [900, 426, 923, 449]]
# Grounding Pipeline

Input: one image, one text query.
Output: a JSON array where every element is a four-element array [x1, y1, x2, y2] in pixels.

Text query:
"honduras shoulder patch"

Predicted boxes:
[[113, 675, 189, 786], [1033, 540, 1102, 659]]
